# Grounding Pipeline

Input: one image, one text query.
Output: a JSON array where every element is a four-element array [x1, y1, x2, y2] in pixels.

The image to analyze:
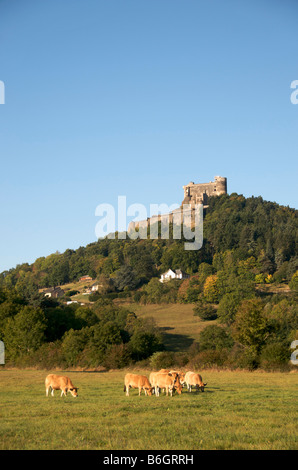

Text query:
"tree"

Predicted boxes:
[[0, 301, 21, 336], [129, 330, 163, 361], [232, 299, 268, 358], [203, 275, 219, 303], [143, 278, 164, 303], [3, 306, 47, 361], [193, 301, 217, 321], [289, 271, 298, 292], [217, 292, 243, 325], [198, 325, 234, 351], [259, 341, 291, 370], [113, 265, 138, 291]]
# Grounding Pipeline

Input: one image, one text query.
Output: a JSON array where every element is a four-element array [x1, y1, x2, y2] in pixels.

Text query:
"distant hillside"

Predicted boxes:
[[1, 193, 297, 371], [1, 193, 297, 296]]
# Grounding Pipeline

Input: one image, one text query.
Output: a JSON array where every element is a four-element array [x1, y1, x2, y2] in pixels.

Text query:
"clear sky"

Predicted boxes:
[[0, 0, 297, 272]]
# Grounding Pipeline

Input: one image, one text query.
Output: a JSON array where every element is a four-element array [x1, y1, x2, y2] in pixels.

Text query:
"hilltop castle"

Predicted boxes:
[[182, 176, 227, 206], [128, 176, 227, 233]]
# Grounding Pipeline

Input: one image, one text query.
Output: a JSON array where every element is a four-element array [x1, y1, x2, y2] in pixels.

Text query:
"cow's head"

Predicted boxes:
[[172, 377, 183, 395], [200, 383, 207, 392], [69, 387, 78, 397], [146, 387, 153, 396], [178, 373, 185, 385]]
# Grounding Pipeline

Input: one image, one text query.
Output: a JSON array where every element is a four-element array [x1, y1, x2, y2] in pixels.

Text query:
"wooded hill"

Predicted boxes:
[[0, 193, 297, 370], [1, 193, 297, 293]]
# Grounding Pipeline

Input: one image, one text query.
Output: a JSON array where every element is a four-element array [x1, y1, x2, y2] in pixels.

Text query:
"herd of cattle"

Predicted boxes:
[[45, 370, 207, 398], [124, 370, 207, 397]]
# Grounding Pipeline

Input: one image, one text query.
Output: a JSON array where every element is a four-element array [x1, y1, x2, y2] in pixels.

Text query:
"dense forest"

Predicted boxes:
[[0, 193, 297, 370]]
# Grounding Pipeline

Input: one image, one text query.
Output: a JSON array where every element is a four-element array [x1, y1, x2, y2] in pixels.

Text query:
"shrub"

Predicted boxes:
[[255, 273, 265, 284], [133, 291, 143, 303], [102, 344, 132, 369], [65, 290, 79, 296], [193, 302, 217, 321], [198, 325, 234, 351], [189, 349, 230, 369], [29, 341, 65, 369], [289, 271, 298, 292], [259, 341, 291, 371], [129, 331, 164, 361], [225, 344, 259, 370], [149, 351, 175, 370], [89, 292, 101, 302]]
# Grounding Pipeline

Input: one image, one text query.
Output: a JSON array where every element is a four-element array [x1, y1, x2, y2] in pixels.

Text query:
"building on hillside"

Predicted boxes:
[[79, 275, 93, 282], [182, 176, 227, 206], [91, 282, 101, 292], [128, 176, 227, 234], [160, 269, 189, 283], [43, 286, 65, 298]]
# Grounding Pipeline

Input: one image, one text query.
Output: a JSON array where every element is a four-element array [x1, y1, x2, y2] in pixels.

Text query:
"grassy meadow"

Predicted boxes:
[[0, 368, 297, 450], [119, 302, 211, 350]]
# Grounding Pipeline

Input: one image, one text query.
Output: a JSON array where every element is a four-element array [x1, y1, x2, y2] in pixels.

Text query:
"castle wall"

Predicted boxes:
[[182, 176, 227, 205], [127, 176, 227, 236]]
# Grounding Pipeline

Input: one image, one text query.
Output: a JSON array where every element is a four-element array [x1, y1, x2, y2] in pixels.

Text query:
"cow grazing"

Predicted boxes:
[[150, 372, 183, 397], [184, 371, 207, 392], [156, 369, 183, 387], [169, 370, 185, 385], [124, 373, 153, 396], [45, 374, 78, 397]]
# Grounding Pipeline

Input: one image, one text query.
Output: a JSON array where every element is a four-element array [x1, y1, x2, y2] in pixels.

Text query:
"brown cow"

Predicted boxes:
[[169, 370, 185, 385], [184, 371, 207, 392], [124, 373, 153, 396], [45, 374, 78, 397], [150, 372, 182, 397]]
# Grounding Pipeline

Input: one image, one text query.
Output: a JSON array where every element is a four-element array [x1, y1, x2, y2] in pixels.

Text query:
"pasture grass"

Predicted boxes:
[[0, 369, 297, 450], [125, 302, 212, 350]]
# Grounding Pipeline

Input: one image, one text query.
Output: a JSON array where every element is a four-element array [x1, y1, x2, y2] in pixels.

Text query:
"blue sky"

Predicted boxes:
[[0, 0, 297, 272]]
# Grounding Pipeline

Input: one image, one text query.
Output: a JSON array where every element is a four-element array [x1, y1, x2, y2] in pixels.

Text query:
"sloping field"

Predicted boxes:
[[125, 303, 213, 350], [0, 369, 297, 450]]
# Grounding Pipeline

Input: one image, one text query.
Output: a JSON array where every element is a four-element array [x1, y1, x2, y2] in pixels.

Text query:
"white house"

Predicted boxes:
[[91, 282, 100, 292], [160, 269, 189, 283]]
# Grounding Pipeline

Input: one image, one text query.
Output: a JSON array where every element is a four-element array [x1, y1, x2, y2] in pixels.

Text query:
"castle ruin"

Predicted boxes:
[[182, 176, 227, 206], [128, 176, 227, 234]]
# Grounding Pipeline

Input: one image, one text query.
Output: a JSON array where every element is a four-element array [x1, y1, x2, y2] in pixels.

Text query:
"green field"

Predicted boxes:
[[0, 369, 297, 450], [119, 302, 213, 350]]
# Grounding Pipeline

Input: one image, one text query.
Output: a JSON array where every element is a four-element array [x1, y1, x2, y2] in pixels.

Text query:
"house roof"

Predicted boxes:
[[176, 269, 188, 275], [161, 269, 176, 276], [161, 268, 188, 277]]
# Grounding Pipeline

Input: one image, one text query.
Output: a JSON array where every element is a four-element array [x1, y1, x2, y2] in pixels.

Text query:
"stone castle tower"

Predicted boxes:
[[182, 176, 227, 207], [127, 176, 227, 234]]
